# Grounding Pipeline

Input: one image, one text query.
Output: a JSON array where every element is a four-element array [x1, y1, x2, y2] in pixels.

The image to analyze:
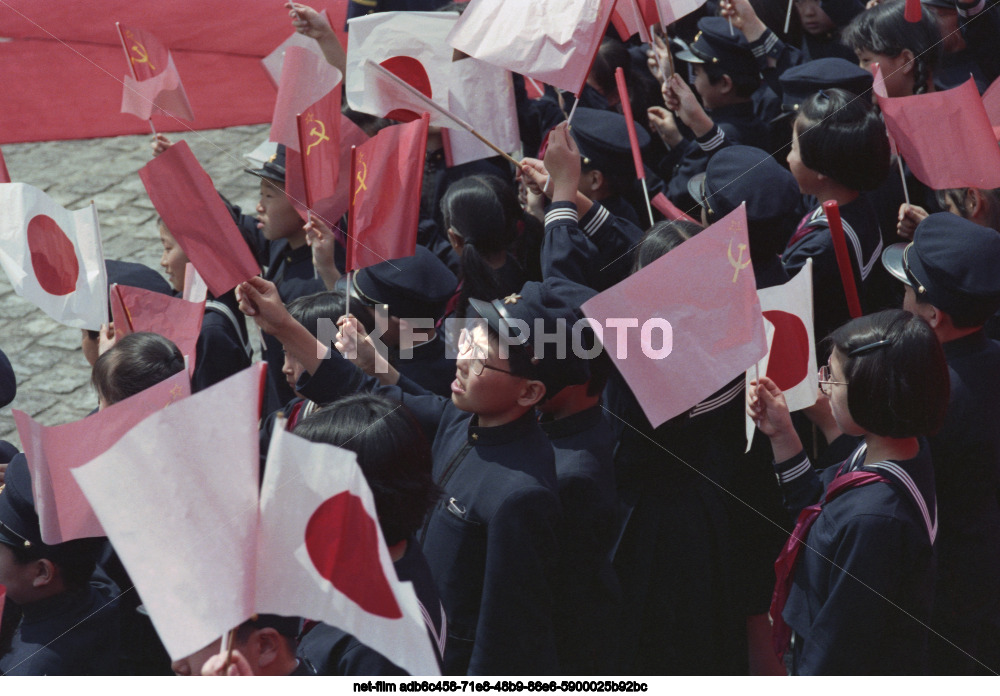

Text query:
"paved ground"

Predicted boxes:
[[0, 123, 270, 449]]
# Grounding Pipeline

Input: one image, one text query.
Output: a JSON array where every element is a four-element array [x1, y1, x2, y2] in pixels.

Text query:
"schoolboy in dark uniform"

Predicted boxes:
[[239, 145, 325, 408], [235, 275, 562, 676], [566, 107, 652, 229], [881, 214, 1000, 674], [0, 457, 120, 675], [343, 246, 458, 397], [654, 17, 770, 212]]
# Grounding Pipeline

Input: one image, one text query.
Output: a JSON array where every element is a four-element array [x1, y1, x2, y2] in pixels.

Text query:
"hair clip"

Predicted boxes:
[[816, 89, 830, 101], [848, 339, 891, 357]]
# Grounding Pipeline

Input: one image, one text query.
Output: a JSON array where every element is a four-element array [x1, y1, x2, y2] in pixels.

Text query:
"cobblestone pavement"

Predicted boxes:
[[0, 123, 270, 449]]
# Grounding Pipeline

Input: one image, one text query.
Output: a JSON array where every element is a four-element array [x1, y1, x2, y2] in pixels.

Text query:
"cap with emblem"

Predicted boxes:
[[467, 278, 597, 398], [244, 144, 287, 184], [567, 108, 650, 185], [775, 58, 874, 122], [0, 455, 102, 565], [675, 17, 758, 77], [352, 246, 458, 322], [882, 213, 1000, 325]]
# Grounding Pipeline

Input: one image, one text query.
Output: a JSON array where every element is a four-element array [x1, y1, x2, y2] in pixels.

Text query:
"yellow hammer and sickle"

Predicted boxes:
[[305, 119, 330, 156], [727, 238, 751, 283], [130, 41, 155, 71], [354, 160, 368, 204]]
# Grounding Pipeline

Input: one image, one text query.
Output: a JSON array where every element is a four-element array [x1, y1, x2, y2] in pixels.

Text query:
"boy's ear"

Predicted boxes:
[[719, 74, 734, 94], [517, 380, 547, 408], [32, 558, 58, 589]]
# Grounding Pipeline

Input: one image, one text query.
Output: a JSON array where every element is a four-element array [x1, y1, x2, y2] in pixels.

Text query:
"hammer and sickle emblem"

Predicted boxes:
[[305, 118, 330, 156], [130, 41, 155, 71], [353, 160, 368, 204], [166, 384, 183, 406], [727, 238, 751, 283]]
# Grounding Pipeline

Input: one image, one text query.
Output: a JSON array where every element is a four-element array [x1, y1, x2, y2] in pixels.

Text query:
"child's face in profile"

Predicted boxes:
[[159, 223, 188, 293], [452, 324, 530, 426], [787, 120, 820, 196]]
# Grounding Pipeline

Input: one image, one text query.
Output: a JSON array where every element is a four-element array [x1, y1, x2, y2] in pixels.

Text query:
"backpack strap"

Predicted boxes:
[[205, 299, 253, 361]]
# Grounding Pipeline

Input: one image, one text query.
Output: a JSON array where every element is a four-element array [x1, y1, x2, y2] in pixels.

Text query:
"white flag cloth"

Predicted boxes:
[[655, 0, 709, 25], [445, 56, 520, 167], [745, 317, 776, 452], [260, 13, 331, 89], [0, 183, 108, 330], [757, 259, 817, 412], [257, 427, 441, 676], [346, 12, 457, 121], [447, 0, 614, 94], [72, 364, 264, 660]]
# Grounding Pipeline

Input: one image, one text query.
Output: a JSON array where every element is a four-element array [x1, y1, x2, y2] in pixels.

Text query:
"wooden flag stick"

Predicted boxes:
[[221, 626, 237, 673], [824, 200, 863, 319], [115, 22, 158, 138], [367, 61, 520, 168], [641, 179, 655, 229], [784, 0, 794, 34]]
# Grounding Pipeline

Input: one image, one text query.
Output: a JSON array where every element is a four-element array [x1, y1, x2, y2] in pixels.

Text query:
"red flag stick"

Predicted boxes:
[[824, 200, 863, 319], [115, 22, 158, 137], [614, 67, 655, 228], [904, 0, 922, 22]]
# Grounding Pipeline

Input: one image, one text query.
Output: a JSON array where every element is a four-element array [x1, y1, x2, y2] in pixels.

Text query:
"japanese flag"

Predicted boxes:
[[757, 259, 817, 411], [346, 12, 457, 122], [256, 427, 442, 676], [0, 183, 107, 330]]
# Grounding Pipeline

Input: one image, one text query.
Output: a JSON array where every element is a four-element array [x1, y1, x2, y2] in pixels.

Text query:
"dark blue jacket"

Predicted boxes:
[[775, 443, 937, 675], [297, 350, 560, 676]]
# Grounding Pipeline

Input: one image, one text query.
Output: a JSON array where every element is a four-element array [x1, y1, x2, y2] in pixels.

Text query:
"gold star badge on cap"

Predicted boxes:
[[503, 293, 522, 305]]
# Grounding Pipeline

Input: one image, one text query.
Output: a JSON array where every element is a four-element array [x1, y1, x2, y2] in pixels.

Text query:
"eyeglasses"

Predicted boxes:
[[818, 364, 849, 396], [458, 328, 517, 378]]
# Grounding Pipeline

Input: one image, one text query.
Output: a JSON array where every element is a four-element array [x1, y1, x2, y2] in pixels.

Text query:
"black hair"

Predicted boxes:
[[588, 38, 632, 103], [701, 61, 761, 100], [91, 332, 185, 406], [286, 290, 376, 340], [935, 187, 1000, 234], [794, 88, 890, 191], [842, 0, 941, 95], [441, 175, 526, 318], [826, 309, 949, 437], [631, 220, 704, 273], [293, 394, 442, 546], [7, 537, 102, 591]]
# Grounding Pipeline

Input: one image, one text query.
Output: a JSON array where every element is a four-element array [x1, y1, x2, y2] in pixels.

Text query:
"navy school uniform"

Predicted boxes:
[[0, 582, 122, 676], [926, 330, 1000, 674], [539, 405, 621, 676], [390, 334, 457, 399], [228, 198, 325, 408], [299, 536, 446, 675], [774, 442, 937, 675], [541, 201, 643, 293], [782, 195, 885, 341], [296, 350, 561, 676], [188, 291, 253, 392]]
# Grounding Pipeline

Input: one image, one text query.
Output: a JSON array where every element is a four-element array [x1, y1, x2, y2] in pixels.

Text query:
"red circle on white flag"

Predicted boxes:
[[305, 491, 403, 619], [27, 214, 79, 296], [763, 309, 810, 392], [379, 56, 432, 123]]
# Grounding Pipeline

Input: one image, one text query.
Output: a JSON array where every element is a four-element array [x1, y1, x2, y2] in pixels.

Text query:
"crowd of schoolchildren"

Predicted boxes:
[[1, 0, 1000, 677]]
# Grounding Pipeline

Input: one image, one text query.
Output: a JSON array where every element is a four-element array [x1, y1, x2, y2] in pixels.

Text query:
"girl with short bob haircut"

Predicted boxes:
[[749, 309, 949, 674], [842, 0, 942, 97], [783, 88, 891, 339]]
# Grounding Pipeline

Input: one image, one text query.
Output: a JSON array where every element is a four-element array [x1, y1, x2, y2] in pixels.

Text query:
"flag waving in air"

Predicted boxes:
[[347, 114, 430, 272], [0, 182, 107, 330], [877, 77, 1000, 190], [256, 427, 441, 676], [757, 260, 817, 412], [117, 23, 194, 122], [448, 0, 615, 95], [109, 283, 205, 375], [582, 204, 767, 427]]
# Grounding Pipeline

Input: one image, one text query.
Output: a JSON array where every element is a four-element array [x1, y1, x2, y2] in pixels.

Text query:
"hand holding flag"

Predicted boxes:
[[117, 23, 194, 124]]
